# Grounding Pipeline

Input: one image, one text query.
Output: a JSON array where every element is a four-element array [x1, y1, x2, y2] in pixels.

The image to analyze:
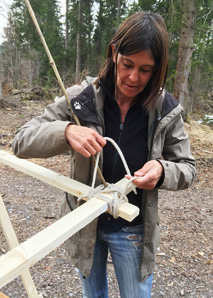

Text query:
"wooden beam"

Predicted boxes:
[[0, 150, 138, 222], [0, 197, 109, 288], [0, 150, 89, 197], [0, 196, 42, 298]]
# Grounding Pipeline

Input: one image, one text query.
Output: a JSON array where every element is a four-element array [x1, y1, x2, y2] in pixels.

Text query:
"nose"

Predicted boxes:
[[129, 68, 139, 83]]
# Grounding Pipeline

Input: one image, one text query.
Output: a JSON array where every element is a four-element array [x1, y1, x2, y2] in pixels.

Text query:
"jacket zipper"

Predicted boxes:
[[112, 122, 124, 181]]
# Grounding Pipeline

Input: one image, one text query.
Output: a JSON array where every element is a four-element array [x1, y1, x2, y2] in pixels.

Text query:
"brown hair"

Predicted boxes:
[[96, 11, 169, 111]]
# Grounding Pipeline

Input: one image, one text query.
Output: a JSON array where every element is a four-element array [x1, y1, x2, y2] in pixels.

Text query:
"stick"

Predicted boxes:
[[23, 0, 106, 186]]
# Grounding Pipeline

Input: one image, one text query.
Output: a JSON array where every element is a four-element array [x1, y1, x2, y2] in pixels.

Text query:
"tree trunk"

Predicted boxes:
[[173, 0, 196, 119], [87, 1, 92, 70], [117, 0, 121, 18], [75, 0, 82, 82], [28, 59, 33, 88], [28, 45, 33, 88], [65, 0, 69, 68], [0, 82, 3, 100], [95, 0, 104, 66]]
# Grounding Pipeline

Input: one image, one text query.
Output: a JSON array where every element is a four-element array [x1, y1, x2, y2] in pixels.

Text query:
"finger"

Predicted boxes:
[[88, 138, 104, 153], [86, 142, 101, 156], [125, 175, 145, 186], [134, 164, 151, 177], [95, 134, 107, 147], [134, 170, 145, 177], [125, 173, 156, 189]]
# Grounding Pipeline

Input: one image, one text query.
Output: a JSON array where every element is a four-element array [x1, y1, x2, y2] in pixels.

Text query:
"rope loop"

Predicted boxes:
[[77, 137, 137, 219]]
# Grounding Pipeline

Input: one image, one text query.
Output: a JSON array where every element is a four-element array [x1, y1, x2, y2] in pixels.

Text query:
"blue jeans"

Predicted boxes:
[[78, 225, 153, 298]]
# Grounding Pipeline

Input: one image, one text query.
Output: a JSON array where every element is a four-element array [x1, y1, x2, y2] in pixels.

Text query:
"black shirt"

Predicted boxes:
[[98, 89, 148, 232]]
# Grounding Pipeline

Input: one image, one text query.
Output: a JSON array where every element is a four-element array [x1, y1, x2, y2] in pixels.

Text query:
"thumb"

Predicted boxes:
[[134, 169, 145, 177]]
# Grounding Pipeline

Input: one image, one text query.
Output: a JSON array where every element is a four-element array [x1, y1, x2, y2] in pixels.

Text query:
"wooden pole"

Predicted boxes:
[[0, 196, 43, 298], [23, 0, 106, 186]]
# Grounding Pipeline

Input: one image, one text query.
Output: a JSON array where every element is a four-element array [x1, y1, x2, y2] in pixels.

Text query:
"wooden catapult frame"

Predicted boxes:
[[0, 150, 139, 298]]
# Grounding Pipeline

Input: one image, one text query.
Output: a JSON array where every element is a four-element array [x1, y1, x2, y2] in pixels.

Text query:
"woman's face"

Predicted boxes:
[[112, 48, 155, 103]]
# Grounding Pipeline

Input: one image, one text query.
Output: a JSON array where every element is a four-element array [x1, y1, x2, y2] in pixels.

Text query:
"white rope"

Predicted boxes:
[[77, 137, 137, 219]]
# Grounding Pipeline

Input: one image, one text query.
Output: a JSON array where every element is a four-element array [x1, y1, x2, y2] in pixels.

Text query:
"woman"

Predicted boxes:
[[12, 11, 196, 298]]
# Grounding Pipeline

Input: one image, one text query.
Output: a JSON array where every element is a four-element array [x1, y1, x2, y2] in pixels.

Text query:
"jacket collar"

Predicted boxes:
[[71, 84, 101, 126], [70, 79, 180, 131]]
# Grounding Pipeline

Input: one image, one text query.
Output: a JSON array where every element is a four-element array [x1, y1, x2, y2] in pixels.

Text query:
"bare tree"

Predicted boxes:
[[75, 0, 82, 82], [0, 81, 2, 100], [173, 0, 196, 118], [65, 0, 69, 68]]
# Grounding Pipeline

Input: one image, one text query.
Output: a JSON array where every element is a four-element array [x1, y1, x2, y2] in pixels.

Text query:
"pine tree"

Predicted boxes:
[[9, 0, 65, 86]]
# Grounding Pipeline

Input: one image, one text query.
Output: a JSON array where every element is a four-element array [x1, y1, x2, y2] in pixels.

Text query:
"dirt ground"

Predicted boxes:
[[0, 97, 212, 298]]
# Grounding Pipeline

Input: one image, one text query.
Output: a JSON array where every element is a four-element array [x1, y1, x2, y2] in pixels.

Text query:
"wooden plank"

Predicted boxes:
[[0, 150, 90, 198], [0, 196, 42, 298], [0, 197, 108, 288], [0, 150, 139, 222]]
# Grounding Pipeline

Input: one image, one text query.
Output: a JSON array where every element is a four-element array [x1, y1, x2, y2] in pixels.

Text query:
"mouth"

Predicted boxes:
[[124, 82, 138, 89]]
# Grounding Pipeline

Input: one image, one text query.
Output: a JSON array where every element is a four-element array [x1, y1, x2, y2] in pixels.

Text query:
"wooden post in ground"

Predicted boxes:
[[0, 195, 43, 297]]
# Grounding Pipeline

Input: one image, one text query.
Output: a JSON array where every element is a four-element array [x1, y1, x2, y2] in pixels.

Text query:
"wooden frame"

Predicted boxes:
[[0, 150, 138, 221], [0, 150, 139, 293]]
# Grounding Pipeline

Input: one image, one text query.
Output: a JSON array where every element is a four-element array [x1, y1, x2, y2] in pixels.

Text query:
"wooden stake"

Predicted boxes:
[[0, 196, 43, 298]]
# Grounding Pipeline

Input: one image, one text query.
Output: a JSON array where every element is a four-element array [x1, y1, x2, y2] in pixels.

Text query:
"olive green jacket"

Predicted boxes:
[[12, 78, 196, 281]]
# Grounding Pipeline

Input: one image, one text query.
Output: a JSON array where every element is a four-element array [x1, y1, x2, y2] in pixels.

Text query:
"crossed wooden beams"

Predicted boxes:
[[0, 150, 139, 297]]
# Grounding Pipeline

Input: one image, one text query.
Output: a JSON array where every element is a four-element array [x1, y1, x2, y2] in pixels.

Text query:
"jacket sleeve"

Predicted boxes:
[[12, 97, 72, 158], [12, 84, 85, 159], [156, 113, 197, 190]]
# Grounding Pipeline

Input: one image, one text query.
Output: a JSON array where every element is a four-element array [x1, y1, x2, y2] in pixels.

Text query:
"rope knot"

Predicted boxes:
[[77, 137, 137, 219]]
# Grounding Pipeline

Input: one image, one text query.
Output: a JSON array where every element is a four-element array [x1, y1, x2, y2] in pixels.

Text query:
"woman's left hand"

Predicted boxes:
[[125, 160, 164, 190]]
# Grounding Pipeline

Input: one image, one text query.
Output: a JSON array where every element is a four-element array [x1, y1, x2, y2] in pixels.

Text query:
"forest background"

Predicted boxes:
[[0, 0, 212, 119]]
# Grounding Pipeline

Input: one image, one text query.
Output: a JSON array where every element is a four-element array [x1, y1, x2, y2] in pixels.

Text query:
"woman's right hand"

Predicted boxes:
[[65, 124, 106, 158]]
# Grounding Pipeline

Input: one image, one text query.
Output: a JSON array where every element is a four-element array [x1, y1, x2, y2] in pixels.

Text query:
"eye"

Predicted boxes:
[[123, 62, 132, 69], [140, 68, 152, 74]]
